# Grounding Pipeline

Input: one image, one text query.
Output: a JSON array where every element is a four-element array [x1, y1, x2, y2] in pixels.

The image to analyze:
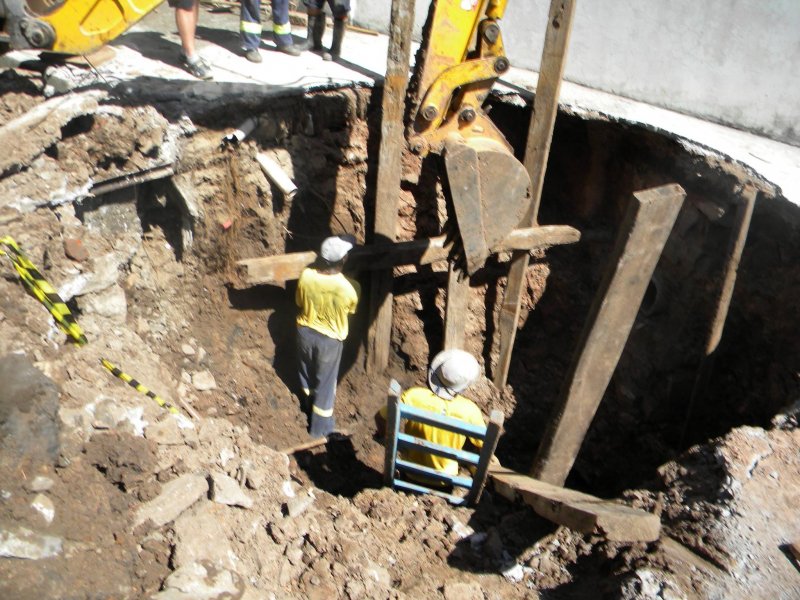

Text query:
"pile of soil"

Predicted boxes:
[[0, 66, 798, 599]]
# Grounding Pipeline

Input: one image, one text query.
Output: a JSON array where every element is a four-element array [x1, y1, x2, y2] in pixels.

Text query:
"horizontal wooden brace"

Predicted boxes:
[[234, 225, 580, 287]]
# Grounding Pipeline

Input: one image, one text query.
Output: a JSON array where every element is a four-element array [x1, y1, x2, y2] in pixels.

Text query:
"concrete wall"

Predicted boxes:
[[351, 1, 800, 146]]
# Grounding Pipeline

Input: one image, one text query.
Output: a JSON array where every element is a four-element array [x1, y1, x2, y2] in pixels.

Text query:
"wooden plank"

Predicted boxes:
[[235, 225, 581, 287], [443, 262, 469, 350], [531, 184, 686, 486], [465, 410, 504, 506], [383, 379, 402, 486], [494, 0, 577, 388], [366, 0, 417, 374], [489, 466, 661, 542], [680, 184, 757, 445]]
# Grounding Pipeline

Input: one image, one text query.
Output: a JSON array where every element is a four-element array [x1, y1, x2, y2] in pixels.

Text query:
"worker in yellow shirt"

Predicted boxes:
[[296, 235, 360, 439], [379, 349, 486, 476]]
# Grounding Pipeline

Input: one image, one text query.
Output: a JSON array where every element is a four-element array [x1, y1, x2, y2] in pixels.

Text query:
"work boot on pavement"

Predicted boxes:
[[326, 18, 346, 61], [310, 12, 327, 56]]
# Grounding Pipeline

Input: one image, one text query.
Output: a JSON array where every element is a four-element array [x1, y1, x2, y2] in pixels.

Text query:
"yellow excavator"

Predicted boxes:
[[0, 0, 163, 54], [408, 0, 530, 275]]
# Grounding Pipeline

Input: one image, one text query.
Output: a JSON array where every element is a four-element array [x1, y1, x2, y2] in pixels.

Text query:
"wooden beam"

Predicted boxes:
[[383, 379, 403, 486], [490, 466, 661, 542], [465, 410, 504, 506], [531, 184, 686, 486], [234, 225, 581, 287], [443, 262, 469, 350], [494, 0, 576, 388], [366, 0, 417, 374], [679, 184, 757, 445]]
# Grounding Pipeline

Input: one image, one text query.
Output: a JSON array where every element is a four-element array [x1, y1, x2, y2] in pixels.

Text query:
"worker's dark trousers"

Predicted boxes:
[[297, 325, 343, 438], [304, 0, 350, 19], [240, 0, 293, 51]]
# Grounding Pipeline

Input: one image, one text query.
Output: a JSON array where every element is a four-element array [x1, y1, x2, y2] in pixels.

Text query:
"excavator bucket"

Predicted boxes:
[[444, 134, 530, 274]]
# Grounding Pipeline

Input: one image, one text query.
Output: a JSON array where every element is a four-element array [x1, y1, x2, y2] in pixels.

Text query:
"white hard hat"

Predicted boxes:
[[320, 235, 354, 262], [428, 349, 480, 400]]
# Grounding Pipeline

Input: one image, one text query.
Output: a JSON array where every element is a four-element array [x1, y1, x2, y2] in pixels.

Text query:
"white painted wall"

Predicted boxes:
[[351, 1, 800, 146]]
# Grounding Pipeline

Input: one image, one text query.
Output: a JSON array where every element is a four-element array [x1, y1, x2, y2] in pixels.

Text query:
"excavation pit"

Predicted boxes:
[[0, 66, 798, 599]]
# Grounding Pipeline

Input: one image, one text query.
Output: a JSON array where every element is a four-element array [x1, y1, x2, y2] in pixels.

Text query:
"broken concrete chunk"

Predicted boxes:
[[27, 475, 55, 493], [192, 370, 216, 391], [210, 472, 253, 509], [134, 474, 208, 529], [80, 284, 127, 322], [31, 494, 55, 524], [443, 581, 484, 600], [0, 526, 62, 559], [0, 90, 104, 179], [173, 501, 237, 571], [285, 491, 314, 518], [151, 561, 243, 600], [145, 417, 184, 446]]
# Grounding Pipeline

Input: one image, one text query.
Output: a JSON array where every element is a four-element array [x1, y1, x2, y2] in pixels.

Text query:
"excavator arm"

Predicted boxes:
[[409, 0, 530, 274], [0, 0, 163, 54]]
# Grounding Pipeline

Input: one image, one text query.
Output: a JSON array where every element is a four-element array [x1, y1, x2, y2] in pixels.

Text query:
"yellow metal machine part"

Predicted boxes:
[[410, 0, 530, 274], [1, 0, 164, 54]]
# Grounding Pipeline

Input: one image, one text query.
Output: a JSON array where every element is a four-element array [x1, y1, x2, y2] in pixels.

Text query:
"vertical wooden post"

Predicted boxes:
[[679, 184, 757, 444], [531, 184, 686, 486], [465, 409, 505, 506], [494, 0, 576, 388], [367, 0, 417, 374], [383, 379, 403, 486], [443, 262, 469, 350]]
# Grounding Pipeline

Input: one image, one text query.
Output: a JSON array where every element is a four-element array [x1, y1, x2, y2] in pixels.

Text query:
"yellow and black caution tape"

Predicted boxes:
[[100, 358, 180, 415], [0, 236, 87, 345]]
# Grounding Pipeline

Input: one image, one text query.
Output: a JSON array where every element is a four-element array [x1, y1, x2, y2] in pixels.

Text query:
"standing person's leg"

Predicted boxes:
[[270, 0, 300, 56], [308, 334, 343, 438], [240, 0, 263, 62], [172, 0, 212, 79], [304, 0, 326, 55], [296, 326, 316, 415], [326, 0, 349, 61]]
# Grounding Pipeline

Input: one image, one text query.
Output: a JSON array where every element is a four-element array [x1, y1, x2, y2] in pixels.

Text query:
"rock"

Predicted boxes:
[[363, 560, 391, 588], [27, 475, 54, 492], [245, 468, 267, 490], [145, 417, 184, 446], [81, 284, 127, 321], [31, 494, 55, 524], [0, 354, 60, 470], [134, 473, 208, 528], [192, 370, 216, 392], [286, 492, 314, 518], [501, 562, 527, 583], [181, 344, 195, 356], [210, 471, 253, 508], [443, 581, 484, 600], [173, 501, 237, 570], [0, 526, 62, 559], [63, 238, 89, 262], [91, 396, 126, 429], [151, 561, 243, 600]]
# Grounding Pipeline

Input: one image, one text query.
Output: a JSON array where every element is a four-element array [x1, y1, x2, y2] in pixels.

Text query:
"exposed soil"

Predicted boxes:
[[0, 64, 798, 600]]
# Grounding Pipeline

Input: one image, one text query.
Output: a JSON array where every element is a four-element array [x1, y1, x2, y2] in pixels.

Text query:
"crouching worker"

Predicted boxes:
[[296, 235, 360, 439], [377, 349, 487, 479]]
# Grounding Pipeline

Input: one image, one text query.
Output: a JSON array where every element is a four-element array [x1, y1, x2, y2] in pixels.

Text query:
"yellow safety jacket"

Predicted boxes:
[[382, 387, 485, 476], [296, 268, 360, 341]]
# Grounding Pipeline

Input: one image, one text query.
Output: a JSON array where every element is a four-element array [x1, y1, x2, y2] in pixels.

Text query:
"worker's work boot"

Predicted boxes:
[[311, 12, 329, 59], [326, 18, 346, 61]]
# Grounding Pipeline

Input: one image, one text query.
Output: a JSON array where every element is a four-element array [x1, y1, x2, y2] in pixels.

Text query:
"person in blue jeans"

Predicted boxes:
[[240, 0, 304, 63], [304, 0, 350, 61]]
